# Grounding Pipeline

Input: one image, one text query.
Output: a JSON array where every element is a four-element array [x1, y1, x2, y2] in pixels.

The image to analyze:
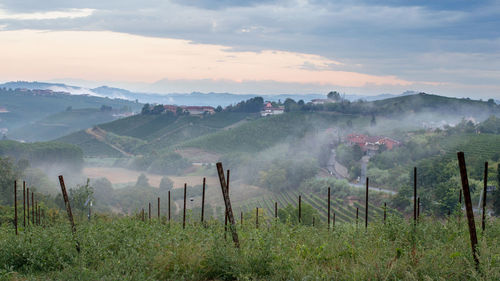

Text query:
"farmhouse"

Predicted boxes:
[[162, 105, 215, 115], [182, 106, 215, 115], [311, 99, 336, 105], [261, 102, 284, 116], [347, 134, 400, 151]]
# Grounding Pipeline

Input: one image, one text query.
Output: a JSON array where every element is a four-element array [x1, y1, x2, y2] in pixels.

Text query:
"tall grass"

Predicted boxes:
[[1, 214, 499, 280]]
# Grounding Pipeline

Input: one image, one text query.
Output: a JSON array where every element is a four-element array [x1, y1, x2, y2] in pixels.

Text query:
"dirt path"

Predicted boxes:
[[85, 127, 133, 157]]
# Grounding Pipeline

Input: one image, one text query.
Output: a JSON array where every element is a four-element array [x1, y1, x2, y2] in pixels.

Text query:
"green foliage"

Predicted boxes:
[[0, 157, 21, 205], [1, 216, 499, 280], [278, 203, 319, 225], [9, 108, 120, 142], [0, 140, 83, 171], [131, 152, 190, 175], [225, 97, 264, 113]]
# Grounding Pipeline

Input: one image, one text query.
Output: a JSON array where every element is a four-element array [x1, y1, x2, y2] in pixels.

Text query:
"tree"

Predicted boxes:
[[69, 179, 94, 214], [215, 105, 223, 112], [141, 104, 151, 114], [0, 157, 21, 205], [159, 176, 174, 192], [327, 91, 341, 101], [136, 173, 150, 188]]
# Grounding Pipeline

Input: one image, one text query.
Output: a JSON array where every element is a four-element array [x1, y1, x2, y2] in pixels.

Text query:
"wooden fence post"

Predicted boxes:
[[256, 207, 259, 229], [356, 207, 359, 227], [328, 187, 331, 231], [26, 187, 30, 226], [158, 197, 160, 221], [14, 181, 18, 235], [183, 183, 187, 229], [225, 170, 230, 235], [365, 177, 369, 229], [216, 162, 240, 248], [414, 167, 417, 225], [58, 175, 80, 253], [482, 162, 488, 231], [457, 152, 479, 269], [23, 181, 26, 228], [149, 202, 151, 221], [168, 191, 171, 222], [201, 177, 206, 223], [31, 192, 34, 225], [417, 197, 420, 222], [275, 202, 278, 219], [384, 202, 387, 224], [299, 195, 302, 224]]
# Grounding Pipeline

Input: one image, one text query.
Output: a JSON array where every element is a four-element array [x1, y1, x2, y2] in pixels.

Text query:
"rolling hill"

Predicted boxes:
[[0, 87, 142, 137]]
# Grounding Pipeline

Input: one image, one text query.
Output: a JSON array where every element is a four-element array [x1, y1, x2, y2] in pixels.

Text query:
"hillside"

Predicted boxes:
[[57, 111, 257, 157], [8, 108, 122, 141], [371, 93, 499, 117], [0, 88, 141, 134]]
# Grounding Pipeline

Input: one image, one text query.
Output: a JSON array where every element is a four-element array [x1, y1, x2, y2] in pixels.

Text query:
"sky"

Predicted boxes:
[[0, 0, 499, 97]]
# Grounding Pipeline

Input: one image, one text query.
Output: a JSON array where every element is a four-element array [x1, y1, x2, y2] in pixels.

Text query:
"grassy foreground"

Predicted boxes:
[[1, 215, 499, 280]]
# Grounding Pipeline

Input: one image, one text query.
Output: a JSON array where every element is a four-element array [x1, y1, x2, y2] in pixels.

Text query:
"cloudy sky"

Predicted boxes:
[[0, 0, 499, 97]]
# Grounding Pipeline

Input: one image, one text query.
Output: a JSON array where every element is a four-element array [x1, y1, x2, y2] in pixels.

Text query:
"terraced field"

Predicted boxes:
[[236, 189, 389, 224], [439, 134, 500, 160]]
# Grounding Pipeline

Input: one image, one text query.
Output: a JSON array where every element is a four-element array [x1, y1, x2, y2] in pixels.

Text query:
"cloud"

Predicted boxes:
[[0, 0, 498, 97], [0, 30, 413, 88], [0, 8, 94, 20]]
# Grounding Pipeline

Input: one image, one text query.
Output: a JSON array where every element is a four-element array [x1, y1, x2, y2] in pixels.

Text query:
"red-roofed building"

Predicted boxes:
[[347, 134, 400, 151]]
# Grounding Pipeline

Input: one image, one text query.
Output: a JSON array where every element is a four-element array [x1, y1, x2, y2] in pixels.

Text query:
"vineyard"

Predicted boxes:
[[237, 190, 388, 224]]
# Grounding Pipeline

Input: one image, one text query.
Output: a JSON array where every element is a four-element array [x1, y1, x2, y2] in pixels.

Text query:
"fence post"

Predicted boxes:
[[275, 202, 278, 219], [14, 181, 18, 235], [201, 177, 206, 223], [256, 207, 259, 229], [168, 191, 171, 222], [312, 216, 315, 227], [356, 207, 359, 227], [23, 181, 26, 228], [225, 170, 230, 234], [216, 162, 240, 248], [417, 197, 420, 222], [26, 187, 30, 226], [183, 183, 187, 229], [414, 167, 417, 226], [224, 170, 230, 239], [482, 162, 488, 232], [328, 187, 331, 231], [58, 175, 80, 253], [241, 211, 243, 227], [158, 197, 160, 221], [384, 202, 387, 224], [149, 202, 151, 221], [457, 152, 479, 269], [365, 177, 369, 229], [299, 195, 302, 224], [31, 192, 34, 225]]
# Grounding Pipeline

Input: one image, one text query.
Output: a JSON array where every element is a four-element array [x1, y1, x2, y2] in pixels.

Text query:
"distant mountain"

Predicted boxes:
[[0, 81, 418, 108]]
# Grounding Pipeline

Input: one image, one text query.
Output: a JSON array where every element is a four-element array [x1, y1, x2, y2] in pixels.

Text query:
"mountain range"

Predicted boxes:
[[0, 81, 419, 107]]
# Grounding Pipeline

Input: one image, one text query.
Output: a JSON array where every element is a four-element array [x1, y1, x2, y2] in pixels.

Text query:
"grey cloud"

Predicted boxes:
[[1, 0, 499, 96]]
